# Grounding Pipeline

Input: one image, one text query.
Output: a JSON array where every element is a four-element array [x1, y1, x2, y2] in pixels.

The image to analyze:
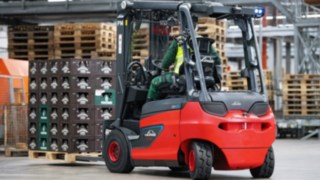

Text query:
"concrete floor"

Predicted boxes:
[[0, 139, 320, 180]]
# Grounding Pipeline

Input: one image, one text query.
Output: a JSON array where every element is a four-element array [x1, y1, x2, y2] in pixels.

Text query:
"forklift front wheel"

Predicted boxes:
[[188, 141, 213, 180], [103, 130, 134, 173]]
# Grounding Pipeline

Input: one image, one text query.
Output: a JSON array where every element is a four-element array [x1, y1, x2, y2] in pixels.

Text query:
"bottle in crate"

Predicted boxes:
[[61, 124, 70, 136], [29, 137, 37, 150], [61, 108, 70, 121], [39, 138, 49, 151], [50, 108, 59, 121], [50, 139, 59, 151]]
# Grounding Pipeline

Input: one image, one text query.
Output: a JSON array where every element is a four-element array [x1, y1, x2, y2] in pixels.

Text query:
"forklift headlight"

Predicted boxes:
[[254, 8, 265, 17], [201, 102, 227, 117]]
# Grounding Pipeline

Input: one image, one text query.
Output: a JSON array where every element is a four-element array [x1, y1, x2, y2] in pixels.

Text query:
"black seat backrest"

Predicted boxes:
[[193, 37, 216, 88], [187, 37, 216, 76], [196, 37, 215, 55]]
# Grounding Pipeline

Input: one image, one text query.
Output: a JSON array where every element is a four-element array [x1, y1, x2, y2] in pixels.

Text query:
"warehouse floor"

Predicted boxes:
[[0, 139, 319, 180]]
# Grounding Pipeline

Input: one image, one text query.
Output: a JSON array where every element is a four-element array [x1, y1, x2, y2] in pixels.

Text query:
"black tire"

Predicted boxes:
[[103, 130, 134, 173], [250, 146, 275, 178], [188, 141, 213, 180], [169, 166, 189, 172]]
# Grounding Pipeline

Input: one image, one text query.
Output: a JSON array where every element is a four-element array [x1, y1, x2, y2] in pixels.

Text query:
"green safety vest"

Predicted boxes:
[[174, 45, 184, 74]]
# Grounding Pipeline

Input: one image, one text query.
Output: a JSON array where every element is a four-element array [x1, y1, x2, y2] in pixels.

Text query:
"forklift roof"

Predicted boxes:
[[120, 0, 264, 19]]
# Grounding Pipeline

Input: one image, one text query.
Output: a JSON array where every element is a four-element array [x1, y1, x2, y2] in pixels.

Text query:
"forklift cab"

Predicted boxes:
[[113, 1, 267, 128]]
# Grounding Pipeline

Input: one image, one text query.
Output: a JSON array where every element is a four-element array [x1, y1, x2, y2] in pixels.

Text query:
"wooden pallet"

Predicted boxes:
[[5, 143, 28, 157], [54, 42, 115, 50], [55, 23, 116, 31], [28, 150, 102, 163], [198, 17, 225, 27], [91, 50, 116, 60], [9, 25, 53, 32]]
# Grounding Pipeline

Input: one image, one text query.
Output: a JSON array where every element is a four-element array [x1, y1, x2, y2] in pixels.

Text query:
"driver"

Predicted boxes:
[[147, 22, 222, 101]]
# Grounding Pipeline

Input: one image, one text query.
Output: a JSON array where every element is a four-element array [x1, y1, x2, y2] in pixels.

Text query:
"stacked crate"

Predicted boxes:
[[54, 23, 116, 59], [283, 74, 320, 116], [227, 71, 248, 90], [8, 26, 54, 60], [28, 59, 116, 153], [132, 28, 149, 64]]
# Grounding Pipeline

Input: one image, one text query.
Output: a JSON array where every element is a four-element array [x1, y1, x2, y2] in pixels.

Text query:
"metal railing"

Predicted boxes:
[[1, 105, 28, 147], [279, 0, 320, 21]]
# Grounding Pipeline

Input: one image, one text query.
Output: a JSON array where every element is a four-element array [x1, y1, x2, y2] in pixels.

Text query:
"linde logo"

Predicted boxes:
[[232, 101, 242, 106], [144, 130, 157, 137], [201, 57, 214, 63]]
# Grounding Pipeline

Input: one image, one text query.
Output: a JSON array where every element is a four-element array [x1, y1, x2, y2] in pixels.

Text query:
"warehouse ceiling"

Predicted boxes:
[[0, 0, 120, 24]]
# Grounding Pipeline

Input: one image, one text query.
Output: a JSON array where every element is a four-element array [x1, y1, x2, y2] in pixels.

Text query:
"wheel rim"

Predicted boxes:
[[189, 150, 195, 172], [108, 141, 121, 162]]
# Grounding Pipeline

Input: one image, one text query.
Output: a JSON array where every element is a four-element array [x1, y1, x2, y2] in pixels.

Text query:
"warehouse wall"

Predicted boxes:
[[0, 26, 8, 58]]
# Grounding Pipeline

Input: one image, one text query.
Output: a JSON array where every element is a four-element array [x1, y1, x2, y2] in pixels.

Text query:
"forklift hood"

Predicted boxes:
[[201, 92, 268, 117]]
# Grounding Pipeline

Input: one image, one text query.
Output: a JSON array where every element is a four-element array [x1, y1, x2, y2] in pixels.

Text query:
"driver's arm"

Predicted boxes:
[[161, 39, 178, 70]]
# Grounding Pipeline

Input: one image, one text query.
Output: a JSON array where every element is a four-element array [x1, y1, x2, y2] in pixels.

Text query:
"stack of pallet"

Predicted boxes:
[[227, 71, 248, 90], [283, 74, 320, 116], [197, 17, 228, 88], [132, 28, 149, 64], [8, 26, 54, 60], [54, 23, 116, 59], [227, 70, 274, 100], [28, 59, 116, 157], [264, 71, 274, 103]]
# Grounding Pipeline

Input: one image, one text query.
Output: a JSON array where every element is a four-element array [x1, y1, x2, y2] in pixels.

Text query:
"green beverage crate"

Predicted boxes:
[[95, 89, 116, 106], [38, 137, 49, 151], [38, 122, 49, 138], [38, 105, 50, 122]]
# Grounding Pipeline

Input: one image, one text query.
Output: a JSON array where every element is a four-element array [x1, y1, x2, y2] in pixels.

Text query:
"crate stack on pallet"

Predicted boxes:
[[283, 74, 320, 116], [28, 59, 116, 155], [8, 26, 54, 60], [132, 28, 149, 64], [54, 23, 116, 60]]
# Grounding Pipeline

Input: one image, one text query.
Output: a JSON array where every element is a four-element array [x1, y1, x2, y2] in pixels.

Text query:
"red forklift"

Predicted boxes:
[[103, 1, 276, 179]]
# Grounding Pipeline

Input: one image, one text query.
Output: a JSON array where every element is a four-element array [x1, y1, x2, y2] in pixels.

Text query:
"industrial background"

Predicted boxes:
[[0, 0, 319, 180]]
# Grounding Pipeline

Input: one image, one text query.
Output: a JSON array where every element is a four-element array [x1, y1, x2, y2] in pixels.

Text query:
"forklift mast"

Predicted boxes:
[[114, 0, 266, 125]]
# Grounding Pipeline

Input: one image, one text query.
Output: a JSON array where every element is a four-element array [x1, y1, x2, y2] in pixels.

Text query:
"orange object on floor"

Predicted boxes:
[[0, 58, 29, 105]]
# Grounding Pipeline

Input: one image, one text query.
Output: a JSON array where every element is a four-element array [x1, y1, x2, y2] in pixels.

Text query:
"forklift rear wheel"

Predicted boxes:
[[250, 146, 275, 178], [188, 142, 213, 180], [104, 130, 134, 173]]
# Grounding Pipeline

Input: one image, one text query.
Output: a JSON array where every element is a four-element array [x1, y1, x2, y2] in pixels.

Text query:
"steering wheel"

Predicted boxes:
[[127, 61, 147, 86], [151, 59, 163, 70]]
